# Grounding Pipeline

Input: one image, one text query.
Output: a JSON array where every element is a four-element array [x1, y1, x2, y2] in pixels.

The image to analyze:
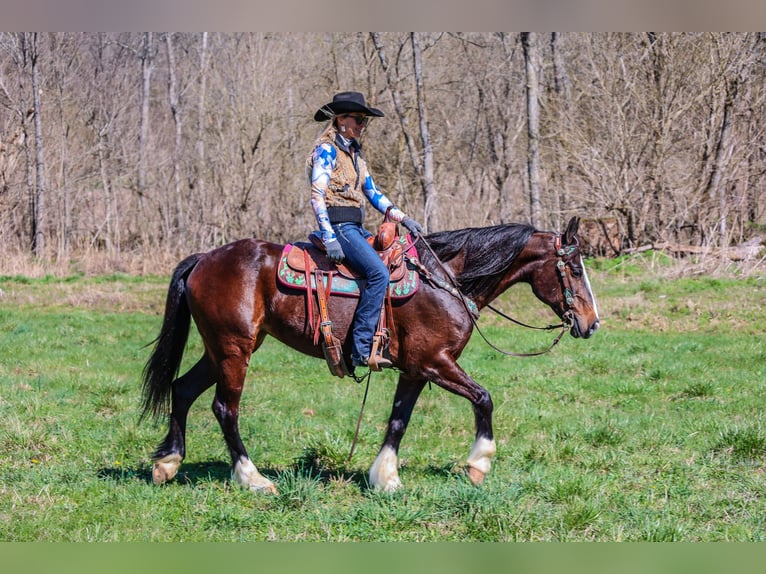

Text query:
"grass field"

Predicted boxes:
[[0, 254, 764, 541]]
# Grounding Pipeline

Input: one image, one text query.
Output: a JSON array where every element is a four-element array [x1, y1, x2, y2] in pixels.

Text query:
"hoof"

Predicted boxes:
[[369, 446, 402, 492], [152, 454, 182, 485], [248, 481, 278, 495], [374, 475, 402, 493], [232, 458, 278, 494], [465, 437, 495, 486], [467, 466, 486, 486]]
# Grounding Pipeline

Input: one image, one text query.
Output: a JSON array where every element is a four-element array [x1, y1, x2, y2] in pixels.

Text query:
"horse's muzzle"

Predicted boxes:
[[571, 317, 600, 339]]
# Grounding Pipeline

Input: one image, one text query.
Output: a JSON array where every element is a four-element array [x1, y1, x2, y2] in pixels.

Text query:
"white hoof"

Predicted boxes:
[[232, 458, 278, 494], [369, 446, 402, 492], [466, 437, 496, 486], [152, 453, 182, 485]]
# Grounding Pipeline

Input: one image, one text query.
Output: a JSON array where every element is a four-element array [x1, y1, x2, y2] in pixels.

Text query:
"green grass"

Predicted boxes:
[[0, 267, 764, 541]]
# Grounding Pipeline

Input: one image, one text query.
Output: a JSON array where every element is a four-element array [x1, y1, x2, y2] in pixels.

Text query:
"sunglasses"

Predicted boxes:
[[343, 115, 369, 126]]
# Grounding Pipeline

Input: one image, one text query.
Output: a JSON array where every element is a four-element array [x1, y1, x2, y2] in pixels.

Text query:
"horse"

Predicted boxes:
[[140, 216, 600, 493]]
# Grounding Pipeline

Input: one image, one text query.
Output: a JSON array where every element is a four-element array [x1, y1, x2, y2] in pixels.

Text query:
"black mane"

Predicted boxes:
[[419, 223, 536, 300]]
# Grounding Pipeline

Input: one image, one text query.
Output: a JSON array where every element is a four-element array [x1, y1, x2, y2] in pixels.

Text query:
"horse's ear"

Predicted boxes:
[[564, 216, 580, 244]]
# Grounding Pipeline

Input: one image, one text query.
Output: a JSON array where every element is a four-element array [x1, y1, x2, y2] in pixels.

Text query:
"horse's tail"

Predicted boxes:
[[140, 252, 203, 422]]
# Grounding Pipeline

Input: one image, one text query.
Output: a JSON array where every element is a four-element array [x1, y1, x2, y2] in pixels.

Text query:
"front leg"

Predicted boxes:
[[465, 381, 496, 485], [425, 353, 496, 486], [369, 375, 427, 491]]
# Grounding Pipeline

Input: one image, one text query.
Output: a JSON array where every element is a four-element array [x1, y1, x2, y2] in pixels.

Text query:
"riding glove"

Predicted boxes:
[[325, 239, 345, 263], [402, 217, 424, 238]]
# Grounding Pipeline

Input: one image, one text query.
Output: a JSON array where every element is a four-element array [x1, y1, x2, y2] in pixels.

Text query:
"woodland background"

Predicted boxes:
[[1, 32, 765, 272]]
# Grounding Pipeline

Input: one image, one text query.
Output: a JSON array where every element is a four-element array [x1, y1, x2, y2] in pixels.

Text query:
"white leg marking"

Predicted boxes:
[[232, 457, 277, 494], [466, 437, 496, 485], [152, 453, 182, 485], [369, 445, 402, 492]]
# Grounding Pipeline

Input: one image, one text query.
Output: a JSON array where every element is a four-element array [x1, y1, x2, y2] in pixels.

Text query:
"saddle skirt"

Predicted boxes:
[[276, 236, 420, 299]]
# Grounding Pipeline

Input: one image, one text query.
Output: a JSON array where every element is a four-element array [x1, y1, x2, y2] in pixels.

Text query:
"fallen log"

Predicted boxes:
[[622, 237, 763, 261]]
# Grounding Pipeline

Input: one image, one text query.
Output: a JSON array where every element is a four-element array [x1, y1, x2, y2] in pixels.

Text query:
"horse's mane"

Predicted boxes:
[[419, 223, 536, 299]]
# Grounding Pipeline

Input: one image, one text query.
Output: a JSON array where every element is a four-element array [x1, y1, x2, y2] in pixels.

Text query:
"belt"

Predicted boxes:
[[327, 206, 364, 224]]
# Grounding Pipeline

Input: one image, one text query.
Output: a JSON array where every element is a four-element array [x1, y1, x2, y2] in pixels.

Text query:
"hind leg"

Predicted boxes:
[[152, 355, 216, 484], [212, 351, 277, 494], [369, 374, 427, 492]]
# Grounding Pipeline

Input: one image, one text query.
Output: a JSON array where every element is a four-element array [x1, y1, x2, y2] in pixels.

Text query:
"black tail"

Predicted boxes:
[[140, 253, 203, 422]]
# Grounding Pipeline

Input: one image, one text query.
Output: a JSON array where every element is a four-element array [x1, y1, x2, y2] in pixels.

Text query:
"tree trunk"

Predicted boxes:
[[165, 32, 185, 243], [410, 32, 437, 231], [522, 32, 542, 227], [700, 37, 752, 246], [138, 32, 153, 220], [195, 31, 209, 246], [550, 32, 570, 227], [370, 33, 425, 225], [51, 33, 72, 260], [28, 33, 47, 258]]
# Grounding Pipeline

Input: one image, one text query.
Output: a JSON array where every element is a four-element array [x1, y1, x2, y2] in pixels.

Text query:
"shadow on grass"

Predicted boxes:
[[288, 460, 369, 491], [424, 461, 468, 482], [288, 443, 371, 490], [97, 461, 232, 486], [97, 456, 370, 490]]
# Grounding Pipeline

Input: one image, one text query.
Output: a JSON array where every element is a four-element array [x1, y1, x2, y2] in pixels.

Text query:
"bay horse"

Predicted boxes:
[[141, 216, 599, 493]]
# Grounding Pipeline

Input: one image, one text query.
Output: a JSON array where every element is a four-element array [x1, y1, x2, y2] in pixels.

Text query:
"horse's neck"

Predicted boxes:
[[476, 231, 554, 307], [515, 231, 555, 276]]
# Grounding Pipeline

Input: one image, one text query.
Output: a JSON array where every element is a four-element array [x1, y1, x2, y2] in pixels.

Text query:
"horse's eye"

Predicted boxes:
[[570, 263, 583, 278]]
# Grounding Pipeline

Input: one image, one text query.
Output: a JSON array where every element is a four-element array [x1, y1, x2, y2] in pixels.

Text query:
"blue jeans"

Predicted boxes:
[[333, 222, 389, 365]]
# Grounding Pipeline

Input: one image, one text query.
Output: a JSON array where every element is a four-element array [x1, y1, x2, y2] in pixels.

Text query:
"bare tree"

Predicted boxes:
[[195, 31, 209, 247], [30, 34, 48, 257], [137, 32, 154, 222], [521, 32, 542, 228], [49, 32, 81, 260], [548, 32, 571, 227], [410, 32, 438, 231], [370, 33, 434, 229], [165, 32, 185, 243], [697, 34, 761, 246]]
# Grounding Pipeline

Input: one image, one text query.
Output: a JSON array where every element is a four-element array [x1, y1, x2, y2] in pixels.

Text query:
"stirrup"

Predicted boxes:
[[366, 354, 393, 371], [367, 332, 392, 371]]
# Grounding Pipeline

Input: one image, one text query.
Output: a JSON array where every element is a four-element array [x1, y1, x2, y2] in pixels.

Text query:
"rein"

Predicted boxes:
[[347, 369, 371, 462], [412, 234, 573, 358], [486, 303, 564, 331]]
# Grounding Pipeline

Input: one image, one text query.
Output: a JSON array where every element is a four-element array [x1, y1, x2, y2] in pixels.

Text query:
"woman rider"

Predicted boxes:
[[308, 91, 423, 370]]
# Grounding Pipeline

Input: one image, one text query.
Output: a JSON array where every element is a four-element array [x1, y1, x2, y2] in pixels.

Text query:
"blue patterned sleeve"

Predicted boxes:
[[310, 143, 338, 243], [361, 166, 406, 222]]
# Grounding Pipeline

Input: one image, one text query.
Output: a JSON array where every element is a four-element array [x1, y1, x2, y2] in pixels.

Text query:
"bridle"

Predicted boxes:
[[553, 233, 578, 327]]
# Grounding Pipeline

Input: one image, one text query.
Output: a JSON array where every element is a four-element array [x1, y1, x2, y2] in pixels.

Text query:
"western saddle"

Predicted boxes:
[[277, 218, 417, 378]]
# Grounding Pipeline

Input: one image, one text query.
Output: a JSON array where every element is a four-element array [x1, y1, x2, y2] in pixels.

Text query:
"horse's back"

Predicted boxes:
[[189, 238, 282, 280], [184, 239, 283, 338]]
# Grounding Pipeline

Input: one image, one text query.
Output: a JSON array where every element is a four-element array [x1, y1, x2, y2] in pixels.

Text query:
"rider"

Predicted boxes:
[[308, 91, 423, 370]]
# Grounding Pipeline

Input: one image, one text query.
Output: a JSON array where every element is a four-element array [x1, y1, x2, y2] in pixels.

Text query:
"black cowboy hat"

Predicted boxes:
[[314, 91, 385, 122]]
